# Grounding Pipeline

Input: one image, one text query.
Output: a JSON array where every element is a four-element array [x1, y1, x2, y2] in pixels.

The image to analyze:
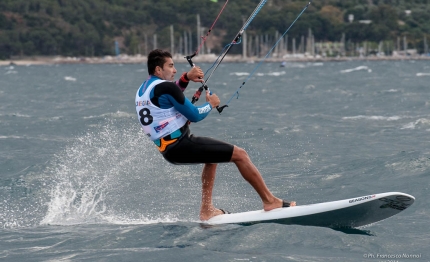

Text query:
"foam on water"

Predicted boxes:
[[64, 76, 77, 81], [230, 71, 286, 77], [401, 118, 430, 130], [340, 66, 372, 73], [342, 115, 402, 121]]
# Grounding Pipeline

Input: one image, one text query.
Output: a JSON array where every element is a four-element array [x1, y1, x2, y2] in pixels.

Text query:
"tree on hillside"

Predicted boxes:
[[0, 0, 429, 58]]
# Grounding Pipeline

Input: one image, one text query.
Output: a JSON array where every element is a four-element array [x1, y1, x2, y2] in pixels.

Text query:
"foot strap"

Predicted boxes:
[[282, 200, 292, 207]]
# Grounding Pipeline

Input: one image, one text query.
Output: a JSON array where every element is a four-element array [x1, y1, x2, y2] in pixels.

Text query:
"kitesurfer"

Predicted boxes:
[[135, 49, 296, 220]]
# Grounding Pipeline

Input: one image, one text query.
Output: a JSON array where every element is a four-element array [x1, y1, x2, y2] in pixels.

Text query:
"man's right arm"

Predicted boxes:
[[151, 82, 213, 122]]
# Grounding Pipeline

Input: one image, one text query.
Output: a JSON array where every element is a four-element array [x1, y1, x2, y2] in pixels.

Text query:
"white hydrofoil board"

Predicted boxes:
[[205, 192, 414, 228]]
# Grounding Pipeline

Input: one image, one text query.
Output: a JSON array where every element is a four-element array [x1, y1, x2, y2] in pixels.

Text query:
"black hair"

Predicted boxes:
[[147, 49, 173, 75]]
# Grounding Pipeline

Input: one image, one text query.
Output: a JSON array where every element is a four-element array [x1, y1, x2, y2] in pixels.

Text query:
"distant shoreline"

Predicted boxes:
[[2, 54, 430, 66]]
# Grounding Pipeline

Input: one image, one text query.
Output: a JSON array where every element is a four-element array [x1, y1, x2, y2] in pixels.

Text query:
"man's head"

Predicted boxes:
[[147, 49, 177, 81]]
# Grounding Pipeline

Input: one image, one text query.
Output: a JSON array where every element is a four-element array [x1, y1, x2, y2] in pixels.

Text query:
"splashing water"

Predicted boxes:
[[41, 119, 195, 226]]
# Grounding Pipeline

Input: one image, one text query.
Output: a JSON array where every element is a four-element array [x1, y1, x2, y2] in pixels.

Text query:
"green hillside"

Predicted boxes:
[[1, 0, 429, 59]]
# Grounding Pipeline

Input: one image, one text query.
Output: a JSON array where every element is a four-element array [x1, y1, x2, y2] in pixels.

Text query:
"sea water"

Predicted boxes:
[[0, 60, 429, 261]]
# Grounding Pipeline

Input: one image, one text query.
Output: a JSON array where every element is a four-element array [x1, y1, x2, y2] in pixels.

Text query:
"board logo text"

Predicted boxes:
[[349, 195, 376, 203]]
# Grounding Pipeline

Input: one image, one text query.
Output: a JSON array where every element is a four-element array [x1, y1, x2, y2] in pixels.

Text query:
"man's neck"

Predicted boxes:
[[152, 73, 163, 80]]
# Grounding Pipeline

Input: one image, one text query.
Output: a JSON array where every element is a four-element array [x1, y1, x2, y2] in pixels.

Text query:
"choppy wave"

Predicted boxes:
[[3, 65, 17, 74], [401, 118, 430, 129], [64, 76, 77, 81], [0, 135, 23, 139], [386, 156, 430, 173], [340, 66, 372, 73], [230, 71, 286, 77], [342, 115, 402, 121], [83, 111, 135, 119], [230, 72, 249, 76], [0, 113, 31, 118]]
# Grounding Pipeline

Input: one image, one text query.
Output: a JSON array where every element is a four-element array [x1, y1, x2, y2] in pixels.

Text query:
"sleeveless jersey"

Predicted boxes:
[[135, 79, 188, 141]]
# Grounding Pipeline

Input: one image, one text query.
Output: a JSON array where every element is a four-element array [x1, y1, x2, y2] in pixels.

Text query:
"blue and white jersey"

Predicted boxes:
[[135, 76, 212, 140]]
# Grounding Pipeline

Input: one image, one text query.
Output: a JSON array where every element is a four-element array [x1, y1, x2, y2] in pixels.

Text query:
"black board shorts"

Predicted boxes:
[[162, 125, 234, 164]]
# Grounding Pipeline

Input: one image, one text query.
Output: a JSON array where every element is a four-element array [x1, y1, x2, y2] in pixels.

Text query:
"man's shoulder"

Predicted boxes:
[[154, 81, 180, 94], [153, 81, 184, 102]]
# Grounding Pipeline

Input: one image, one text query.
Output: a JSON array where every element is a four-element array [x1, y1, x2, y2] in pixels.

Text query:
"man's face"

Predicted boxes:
[[156, 57, 177, 81]]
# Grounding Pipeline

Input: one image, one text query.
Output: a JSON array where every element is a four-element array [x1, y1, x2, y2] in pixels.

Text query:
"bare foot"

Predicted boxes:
[[200, 207, 225, 221], [264, 197, 296, 211]]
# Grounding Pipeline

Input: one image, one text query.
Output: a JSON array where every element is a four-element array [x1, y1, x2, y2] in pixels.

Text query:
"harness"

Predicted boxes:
[[153, 123, 189, 152]]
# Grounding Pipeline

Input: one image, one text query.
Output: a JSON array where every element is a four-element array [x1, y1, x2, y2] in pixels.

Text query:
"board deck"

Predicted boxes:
[[204, 192, 415, 228]]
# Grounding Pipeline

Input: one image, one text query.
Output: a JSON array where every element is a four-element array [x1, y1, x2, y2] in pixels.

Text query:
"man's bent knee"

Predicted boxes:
[[230, 146, 250, 162]]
